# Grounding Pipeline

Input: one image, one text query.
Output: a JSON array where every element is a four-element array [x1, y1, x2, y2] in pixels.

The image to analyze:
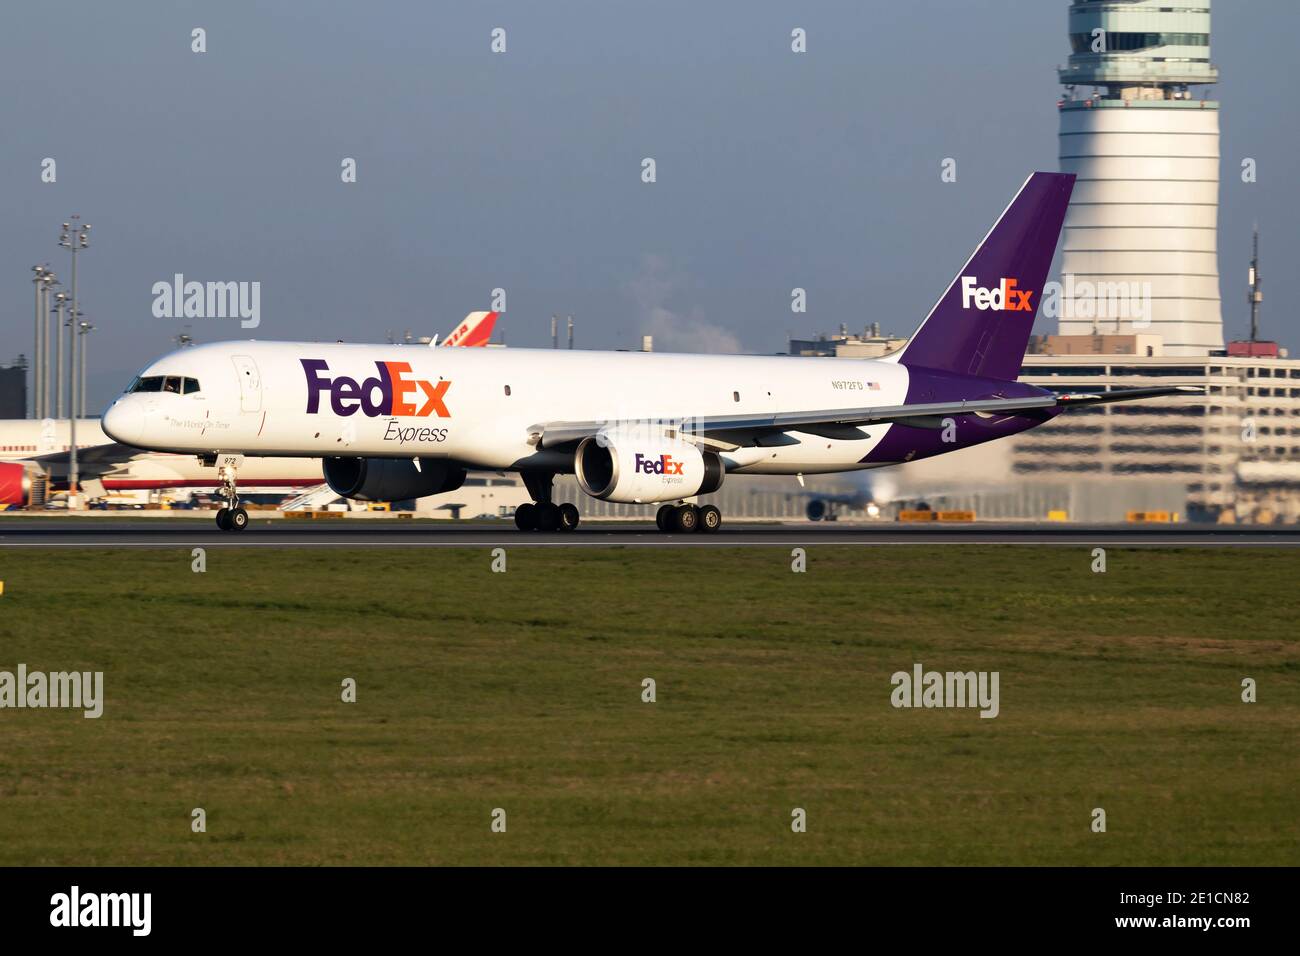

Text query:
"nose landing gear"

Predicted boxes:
[[214, 457, 249, 532]]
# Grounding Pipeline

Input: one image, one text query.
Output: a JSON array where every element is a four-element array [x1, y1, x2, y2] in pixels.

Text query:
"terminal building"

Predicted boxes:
[[0, 358, 27, 419], [1014, 344, 1300, 523]]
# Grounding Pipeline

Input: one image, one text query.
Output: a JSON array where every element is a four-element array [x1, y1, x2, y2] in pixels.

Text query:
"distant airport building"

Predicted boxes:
[[1057, 0, 1224, 355], [789, 325, 907, 359], [0, 358, 28, 419], [1013, 347, 1300, 523]]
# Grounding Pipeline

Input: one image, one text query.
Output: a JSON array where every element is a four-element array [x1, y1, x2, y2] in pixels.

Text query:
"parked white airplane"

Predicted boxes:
[[0, 311, 499, 507], [0, 417, 321, 506], [101, 174, 1198, 533]]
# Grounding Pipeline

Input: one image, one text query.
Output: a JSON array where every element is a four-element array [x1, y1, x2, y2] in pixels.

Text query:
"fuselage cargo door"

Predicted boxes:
[[231, 355, 263, 413]]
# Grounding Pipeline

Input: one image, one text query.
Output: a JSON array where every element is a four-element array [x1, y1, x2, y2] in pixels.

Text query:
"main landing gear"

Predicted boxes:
[[655, 503, 722, 534], [214, 459, 249, 532], [514, 470, 580, 533]]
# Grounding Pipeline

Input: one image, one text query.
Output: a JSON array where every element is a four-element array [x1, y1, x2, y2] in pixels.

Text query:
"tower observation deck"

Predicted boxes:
[[1057, 0, 1224, 355]]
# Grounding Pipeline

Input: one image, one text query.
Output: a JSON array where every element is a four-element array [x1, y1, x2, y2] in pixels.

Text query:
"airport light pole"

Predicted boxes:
[[40, 270, 58, 418], [60, 218, 89, 507], [69, 315, 84, 507], [78, 320, 94, 419], [53, 291, 68, 418], [60, 217, 90, 405], [31, 266, 46, 418]]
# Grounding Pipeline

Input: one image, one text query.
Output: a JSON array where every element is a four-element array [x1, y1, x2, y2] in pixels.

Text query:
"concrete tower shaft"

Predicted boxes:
[[1057, 0, 1224, 355]]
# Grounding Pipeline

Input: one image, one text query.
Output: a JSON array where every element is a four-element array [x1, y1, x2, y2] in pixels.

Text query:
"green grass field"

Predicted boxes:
[[0, 545, 1296, 865]]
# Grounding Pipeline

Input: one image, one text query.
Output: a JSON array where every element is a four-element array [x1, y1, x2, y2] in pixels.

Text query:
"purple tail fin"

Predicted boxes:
[[898, 172, 1074, 381]]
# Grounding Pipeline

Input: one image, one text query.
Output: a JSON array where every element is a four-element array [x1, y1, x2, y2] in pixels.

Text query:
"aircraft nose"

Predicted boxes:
[[102, 400, 145, 446]]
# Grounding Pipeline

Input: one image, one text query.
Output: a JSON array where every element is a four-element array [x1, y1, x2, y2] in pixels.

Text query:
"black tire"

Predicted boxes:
[[514, 502, 537, 531], [535, 502, 560, 532], [557, 502, 580, 532], [655, 504, 674, 532], [215, 508, 231, 531], [699, 504, 722, 533], [229, 507, 249, 531], [672, 504, 699, 533]]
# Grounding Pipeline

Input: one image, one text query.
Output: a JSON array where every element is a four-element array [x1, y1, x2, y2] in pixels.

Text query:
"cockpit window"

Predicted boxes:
[[129, 376, 165, 393], [127, 375, 200, 395]]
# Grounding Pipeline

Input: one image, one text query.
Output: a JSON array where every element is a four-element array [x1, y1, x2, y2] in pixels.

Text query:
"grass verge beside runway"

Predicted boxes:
[[0, 546, 1296, 865]]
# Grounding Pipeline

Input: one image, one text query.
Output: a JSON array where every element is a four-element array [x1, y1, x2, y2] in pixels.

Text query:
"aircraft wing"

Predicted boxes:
[[28, 442, 145, 478], [530, 386, 1203, 450]]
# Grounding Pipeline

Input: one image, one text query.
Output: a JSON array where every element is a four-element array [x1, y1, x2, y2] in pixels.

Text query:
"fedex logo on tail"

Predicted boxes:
[[301, 359, 451, 417], [960, 276, 1033, 313], [635, 453, 684, 476]]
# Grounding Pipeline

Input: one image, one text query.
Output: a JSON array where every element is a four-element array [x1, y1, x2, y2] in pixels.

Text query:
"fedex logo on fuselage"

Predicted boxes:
[[301, 359, 450, 417], [635, 453, 684, 476], [960, 276, 1033, 312]]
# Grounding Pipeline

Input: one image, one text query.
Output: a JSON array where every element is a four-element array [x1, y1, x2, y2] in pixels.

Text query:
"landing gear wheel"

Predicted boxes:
[[672, 504, 699, 533], [515, 503, 537, 531], [557, 502, 580, 532], [698, 505, 722, 533], [656, 504, 674, 532], [216, 460, 245, 532], [534, 501, 560, 532]]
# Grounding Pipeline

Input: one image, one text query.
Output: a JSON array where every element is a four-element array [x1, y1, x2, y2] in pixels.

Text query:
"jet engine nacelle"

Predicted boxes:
[[323, 456, 466, 502], [0, 462, 33, 506], [575, 431, 723, 504]]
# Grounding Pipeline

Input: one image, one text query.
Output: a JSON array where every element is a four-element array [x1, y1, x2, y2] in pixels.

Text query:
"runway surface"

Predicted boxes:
[[1, 520, 1298, 548]]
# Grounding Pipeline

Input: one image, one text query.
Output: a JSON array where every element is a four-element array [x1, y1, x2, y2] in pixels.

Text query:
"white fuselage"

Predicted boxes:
[[104, 342, 912, 475]]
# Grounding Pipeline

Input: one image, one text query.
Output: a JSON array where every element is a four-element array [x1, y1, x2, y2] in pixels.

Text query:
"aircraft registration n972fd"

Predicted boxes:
[[102, 173, 1198, 533]]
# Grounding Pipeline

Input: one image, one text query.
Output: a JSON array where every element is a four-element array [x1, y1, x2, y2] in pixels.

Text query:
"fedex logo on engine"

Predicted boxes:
[[635, 453, 685, 476], [960, 276, 1033, 312], [301, 359, 450, 418]]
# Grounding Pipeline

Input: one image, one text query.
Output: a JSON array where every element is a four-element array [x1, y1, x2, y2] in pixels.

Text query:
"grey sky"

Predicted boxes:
[[2, 0, 1296, 412]]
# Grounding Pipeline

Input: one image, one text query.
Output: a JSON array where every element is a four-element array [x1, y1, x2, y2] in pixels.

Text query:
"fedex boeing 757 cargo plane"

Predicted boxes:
[[102, 173, 1197, 533]]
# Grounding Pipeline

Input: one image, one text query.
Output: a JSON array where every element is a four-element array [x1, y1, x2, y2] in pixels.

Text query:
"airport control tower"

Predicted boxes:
[[1057, 0, 1224, 355]]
